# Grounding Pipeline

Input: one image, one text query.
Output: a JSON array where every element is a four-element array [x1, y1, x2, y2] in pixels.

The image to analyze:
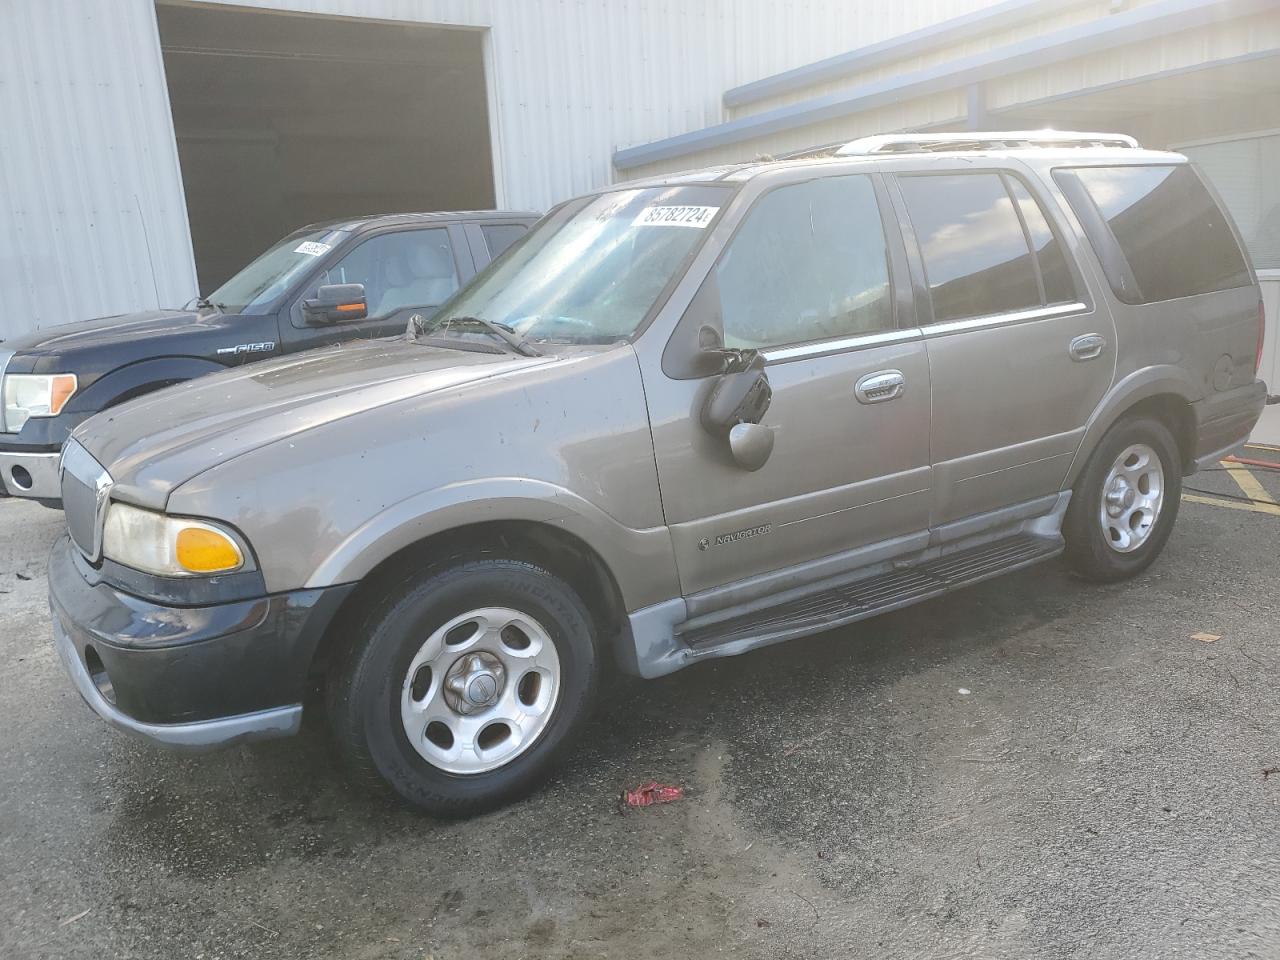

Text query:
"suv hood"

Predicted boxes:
[[72, 339, 555, 509]]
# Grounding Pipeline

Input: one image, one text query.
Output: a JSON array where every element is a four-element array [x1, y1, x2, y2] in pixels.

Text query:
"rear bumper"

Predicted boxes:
[[48, 535, 354, 751], [1190, 379, 1267, 472], [0, 449, 60, 500]]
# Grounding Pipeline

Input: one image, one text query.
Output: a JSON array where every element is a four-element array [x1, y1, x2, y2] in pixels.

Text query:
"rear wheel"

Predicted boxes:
[[1063, 416, 1181, 582], [327, 558, 599, 816]]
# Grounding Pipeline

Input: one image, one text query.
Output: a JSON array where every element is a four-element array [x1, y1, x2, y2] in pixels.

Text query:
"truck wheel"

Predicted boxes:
[[327, 558, 599, 816], [1063, 416, 1182, 583]]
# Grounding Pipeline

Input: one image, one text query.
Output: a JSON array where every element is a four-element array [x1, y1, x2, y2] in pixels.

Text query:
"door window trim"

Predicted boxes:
[[918, 299, 1089, 339], [888, 167, 1092, 332], [761, 326, 921, 363]]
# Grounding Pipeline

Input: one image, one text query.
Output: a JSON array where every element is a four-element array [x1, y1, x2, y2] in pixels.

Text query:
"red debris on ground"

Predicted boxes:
[[620, 781, 684, 809]]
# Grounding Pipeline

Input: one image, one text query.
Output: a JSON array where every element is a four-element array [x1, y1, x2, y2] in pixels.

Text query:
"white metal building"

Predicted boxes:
[[2, 0, 1278, 420]]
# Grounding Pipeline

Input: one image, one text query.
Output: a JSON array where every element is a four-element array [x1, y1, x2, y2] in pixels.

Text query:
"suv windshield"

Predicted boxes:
[[434, 185, 731, 344], [206, 227, 351, 314]]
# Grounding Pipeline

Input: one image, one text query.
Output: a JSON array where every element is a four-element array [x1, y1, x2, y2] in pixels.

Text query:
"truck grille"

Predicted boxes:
[[60, 440, 112, 561]]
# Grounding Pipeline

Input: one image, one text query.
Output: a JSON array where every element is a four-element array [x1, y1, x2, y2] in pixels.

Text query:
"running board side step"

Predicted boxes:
[[680, 533, 1062, 654]]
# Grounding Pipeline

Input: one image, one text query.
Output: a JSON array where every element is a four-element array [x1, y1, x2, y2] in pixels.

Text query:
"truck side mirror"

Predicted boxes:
[[303, 283, 367, 324]]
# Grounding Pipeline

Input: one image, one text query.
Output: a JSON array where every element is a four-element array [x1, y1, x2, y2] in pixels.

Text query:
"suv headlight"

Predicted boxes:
[[3, 373, 78, 431], [102, 503, 246, 576]]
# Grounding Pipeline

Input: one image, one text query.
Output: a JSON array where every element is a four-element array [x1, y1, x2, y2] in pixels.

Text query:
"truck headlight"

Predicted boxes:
[[2, 373, 78, 431], [102, 503, 246, 576]]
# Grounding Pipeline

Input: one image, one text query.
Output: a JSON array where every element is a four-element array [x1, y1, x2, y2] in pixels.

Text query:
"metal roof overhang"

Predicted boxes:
[[722, 0, 1089, 109], [613, 0, 1276, 172]]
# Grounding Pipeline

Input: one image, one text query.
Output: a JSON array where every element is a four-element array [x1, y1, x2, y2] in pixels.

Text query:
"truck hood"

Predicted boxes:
[[72, 339, 556, 508], [4, 310, 207, 357]]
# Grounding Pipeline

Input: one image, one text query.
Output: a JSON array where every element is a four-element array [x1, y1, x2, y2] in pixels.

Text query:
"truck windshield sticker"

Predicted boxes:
[[294, 241, 332, 256], [632, 205, 719, 228]]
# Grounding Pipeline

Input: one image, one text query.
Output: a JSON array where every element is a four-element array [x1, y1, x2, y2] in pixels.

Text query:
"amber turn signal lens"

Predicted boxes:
[[48, 374, 78, 415], [175, 526, 243, 573]]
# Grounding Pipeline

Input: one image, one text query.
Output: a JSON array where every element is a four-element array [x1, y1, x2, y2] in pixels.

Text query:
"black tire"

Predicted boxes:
[[327, 558, 599, 817], [1063, 416, 1182, 582]]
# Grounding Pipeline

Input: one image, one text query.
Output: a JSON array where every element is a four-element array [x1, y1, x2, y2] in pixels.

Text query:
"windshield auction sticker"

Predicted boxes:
[[294, 241, 332, 256], [632, 205, 719, 228]]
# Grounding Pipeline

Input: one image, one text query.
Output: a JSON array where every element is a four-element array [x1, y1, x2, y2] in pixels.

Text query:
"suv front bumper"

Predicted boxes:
[[48, 536, 354, 751]]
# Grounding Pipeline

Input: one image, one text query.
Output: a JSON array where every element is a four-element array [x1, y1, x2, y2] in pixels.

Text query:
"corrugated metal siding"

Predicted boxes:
[[723, 0, 1113, 119], [0, 0, 198, 339], [988, 9, 1280, 109], [622, 2, 1279, 180], [4, 0, 1275, 339], [199, 0, 990, 209]]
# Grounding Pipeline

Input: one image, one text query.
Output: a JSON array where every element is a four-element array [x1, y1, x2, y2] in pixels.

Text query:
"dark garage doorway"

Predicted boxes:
[[156, 3, 496, 293]]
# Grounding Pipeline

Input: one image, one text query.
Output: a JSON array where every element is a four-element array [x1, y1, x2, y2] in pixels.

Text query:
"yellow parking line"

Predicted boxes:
[[1221, 460, 1279, 506], [1182, 493, 1280, 516]]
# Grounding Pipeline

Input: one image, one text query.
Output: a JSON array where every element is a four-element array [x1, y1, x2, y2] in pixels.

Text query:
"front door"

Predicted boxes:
[[641, 173, 932, 610], [282, 225, 468, 351], [890, 168, 1116, 525]]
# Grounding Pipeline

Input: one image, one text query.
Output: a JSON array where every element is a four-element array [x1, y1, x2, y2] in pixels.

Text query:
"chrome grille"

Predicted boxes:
[[60, 440, 112, 561]]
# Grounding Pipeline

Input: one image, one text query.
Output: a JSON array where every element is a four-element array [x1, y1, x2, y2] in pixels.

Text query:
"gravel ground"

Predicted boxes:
[[2, 464, 1279, 960]]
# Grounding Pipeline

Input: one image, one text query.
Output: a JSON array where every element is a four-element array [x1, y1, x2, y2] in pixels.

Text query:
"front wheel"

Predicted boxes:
[[327, 558, 599, 816], [1063, 416, 1182, 582]]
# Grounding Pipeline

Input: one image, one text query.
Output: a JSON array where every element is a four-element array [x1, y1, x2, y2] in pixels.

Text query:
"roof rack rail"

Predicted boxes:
[[835, 130, 1140, 155]]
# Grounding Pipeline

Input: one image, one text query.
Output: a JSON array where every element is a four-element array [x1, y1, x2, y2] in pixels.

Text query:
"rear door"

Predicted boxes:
[[281, 225, 468, 351], [642, 172, 932, 609], [889, 167, 1114, 526], [464, 220, 532, 270]]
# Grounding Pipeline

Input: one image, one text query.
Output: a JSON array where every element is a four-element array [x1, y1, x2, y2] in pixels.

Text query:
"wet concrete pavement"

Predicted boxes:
[[3, 464, 1280, 960]]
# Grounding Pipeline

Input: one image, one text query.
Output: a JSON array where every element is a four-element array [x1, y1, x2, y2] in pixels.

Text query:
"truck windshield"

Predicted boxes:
[[206, 228, 351, 314], [434, 185, 732, 344]]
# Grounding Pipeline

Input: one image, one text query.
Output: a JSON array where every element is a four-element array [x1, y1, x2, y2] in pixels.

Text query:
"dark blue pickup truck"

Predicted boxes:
[[0, 210, 536, 505]]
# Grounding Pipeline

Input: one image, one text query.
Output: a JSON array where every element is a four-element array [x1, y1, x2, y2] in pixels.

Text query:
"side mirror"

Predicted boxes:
[[700, 350, 774, 471], [303, 283, 367, 324], [727, 422, 775, 472]]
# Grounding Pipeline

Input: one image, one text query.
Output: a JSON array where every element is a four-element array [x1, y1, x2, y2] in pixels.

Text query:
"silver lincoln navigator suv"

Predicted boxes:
[[49, 132, 1268, 816]]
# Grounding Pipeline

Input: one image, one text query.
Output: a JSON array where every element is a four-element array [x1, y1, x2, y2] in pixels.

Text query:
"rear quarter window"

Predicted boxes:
[[1054, 164, 1252, 304], [481, 223, 528, 259]]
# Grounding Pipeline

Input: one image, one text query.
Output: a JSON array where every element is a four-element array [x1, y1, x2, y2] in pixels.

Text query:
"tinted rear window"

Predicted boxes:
[[481, 223, 527, 259], [899, 173, 1046, 323], [1059, 164, 1251, 303]]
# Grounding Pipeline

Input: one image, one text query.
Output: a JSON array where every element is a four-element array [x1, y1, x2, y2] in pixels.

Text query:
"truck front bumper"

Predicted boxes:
[[0, 448, 60, 499], [48, 536, 354, 752]]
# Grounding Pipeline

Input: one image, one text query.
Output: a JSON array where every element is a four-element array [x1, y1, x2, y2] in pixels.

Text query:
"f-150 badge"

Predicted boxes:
[[217, 342, 276, 356]]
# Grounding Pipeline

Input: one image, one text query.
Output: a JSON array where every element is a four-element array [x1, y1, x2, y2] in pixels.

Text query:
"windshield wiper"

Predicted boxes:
[[408, 314, 541, 357], [194, 297, 227, 312]]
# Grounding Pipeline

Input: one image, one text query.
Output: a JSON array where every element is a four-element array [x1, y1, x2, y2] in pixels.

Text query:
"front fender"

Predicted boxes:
[[1063, 365, 1201, 486], [68, 356, 227, 414], [303, 477, 679, 612], [1, 357, 229, 450]]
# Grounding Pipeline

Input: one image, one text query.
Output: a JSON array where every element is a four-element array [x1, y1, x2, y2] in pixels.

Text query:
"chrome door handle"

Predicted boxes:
[[1069, 333, 1106, 361], [855, 369, 905, 404]]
